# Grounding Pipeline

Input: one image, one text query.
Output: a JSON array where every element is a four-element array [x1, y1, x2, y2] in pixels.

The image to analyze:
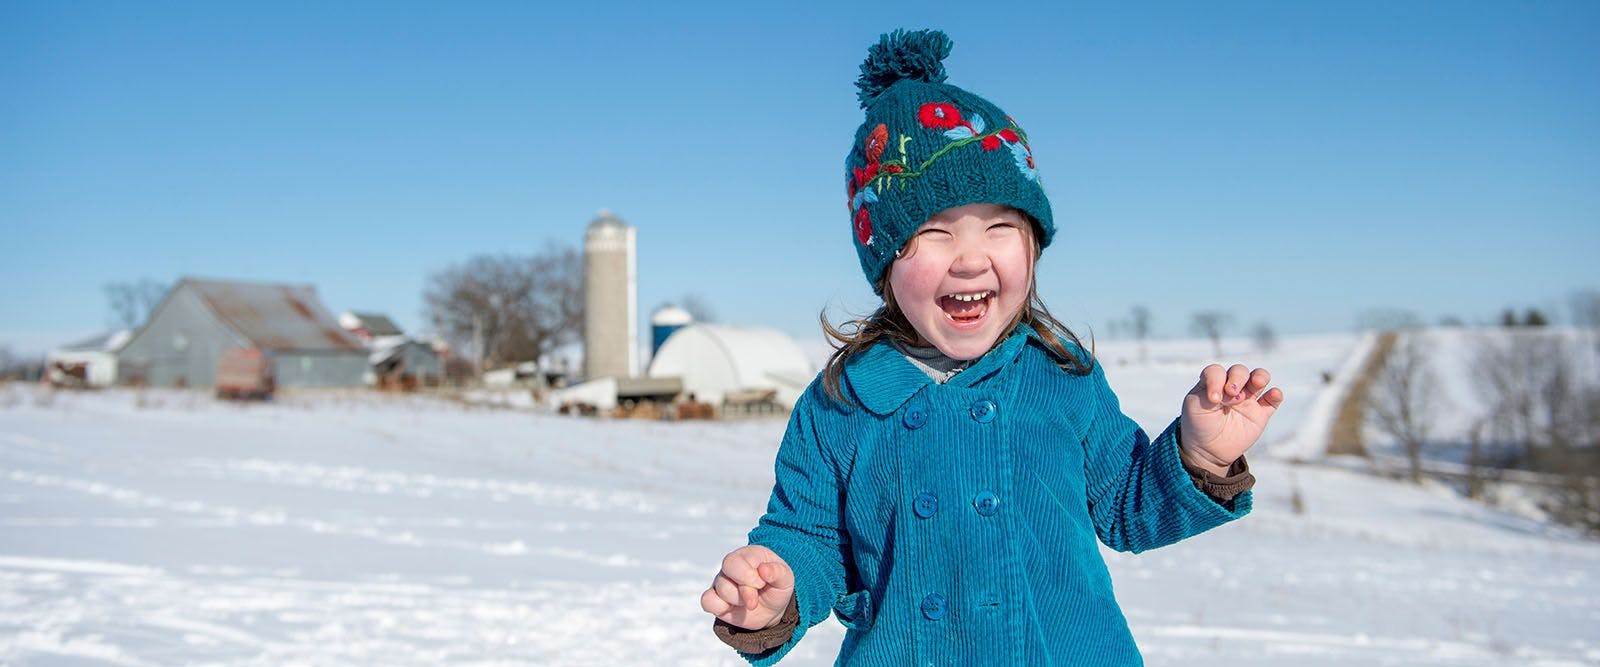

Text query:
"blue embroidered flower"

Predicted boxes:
[[1007, 141, 1038, 181]]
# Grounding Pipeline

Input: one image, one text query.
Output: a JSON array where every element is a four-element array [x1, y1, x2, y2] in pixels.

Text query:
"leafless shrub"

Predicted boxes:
[[1252, 322, 1278, 355], [1367, 332, 1441, 483], [1190, 311, 1232, 358], [1472, 329, 1600, 534], [1130, 306, 1151, 363]]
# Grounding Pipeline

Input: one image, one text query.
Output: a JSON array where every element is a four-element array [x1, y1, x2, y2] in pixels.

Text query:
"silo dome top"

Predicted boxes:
[[587, 208, 630, 232], [650, 304, 694, 326]]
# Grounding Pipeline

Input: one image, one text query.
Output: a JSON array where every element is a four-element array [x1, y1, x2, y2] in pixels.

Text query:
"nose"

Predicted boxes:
[[949, 242, 990, 277]]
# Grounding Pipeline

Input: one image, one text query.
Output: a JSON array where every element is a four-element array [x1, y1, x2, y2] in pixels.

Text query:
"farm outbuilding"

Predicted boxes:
[[339, 311, 442, 389], [338, 311, 404, 342], [46, 330, 130, 388], [645, 324, 815, 409], [116, 277, 368, 389], [368, 337, 442, 389]]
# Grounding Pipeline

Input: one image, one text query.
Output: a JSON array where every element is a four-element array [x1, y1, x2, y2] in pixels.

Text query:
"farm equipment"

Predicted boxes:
[[216, 348, 275, 400]]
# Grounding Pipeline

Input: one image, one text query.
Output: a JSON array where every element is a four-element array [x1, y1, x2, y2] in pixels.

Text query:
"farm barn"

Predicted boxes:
[[116, 278, 368, 389]]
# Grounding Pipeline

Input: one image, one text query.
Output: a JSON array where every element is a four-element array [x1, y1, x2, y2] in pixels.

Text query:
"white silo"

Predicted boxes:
[[583, 209, 638, 380]]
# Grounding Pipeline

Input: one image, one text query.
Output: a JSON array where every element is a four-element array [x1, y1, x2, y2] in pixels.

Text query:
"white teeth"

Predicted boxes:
[[946, 291, 993, 302]]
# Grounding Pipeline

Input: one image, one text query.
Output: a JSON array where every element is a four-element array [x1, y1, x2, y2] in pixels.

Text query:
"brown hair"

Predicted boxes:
[[819, 220, 1094, 407]]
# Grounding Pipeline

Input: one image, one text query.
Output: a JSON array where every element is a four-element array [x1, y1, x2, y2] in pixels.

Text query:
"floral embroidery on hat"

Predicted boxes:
[[849, 105, 1041, 247], [918, 102, 963, 130], [854, 207, 872, 245], [848, 123, 891, 246], [862, 102, 1039, 191]]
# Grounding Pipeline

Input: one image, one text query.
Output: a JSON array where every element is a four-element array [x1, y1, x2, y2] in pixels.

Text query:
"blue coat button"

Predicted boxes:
[[973, 490, 1000, 517], [970, 399, 997, 423], [920, 593, 947, 620], [914, 492, 938, 518], [903, 403, 929, 429]]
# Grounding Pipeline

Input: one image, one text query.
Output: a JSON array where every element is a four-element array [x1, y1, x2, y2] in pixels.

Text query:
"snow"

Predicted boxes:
[[2, 332, 1598, 666]]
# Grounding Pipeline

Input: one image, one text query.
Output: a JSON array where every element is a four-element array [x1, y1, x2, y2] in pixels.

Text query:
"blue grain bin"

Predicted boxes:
[[650, 305, 694, 357]]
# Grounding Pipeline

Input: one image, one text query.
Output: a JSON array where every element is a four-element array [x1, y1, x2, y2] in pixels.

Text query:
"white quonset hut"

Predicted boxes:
[[646, 324, 815, 409]]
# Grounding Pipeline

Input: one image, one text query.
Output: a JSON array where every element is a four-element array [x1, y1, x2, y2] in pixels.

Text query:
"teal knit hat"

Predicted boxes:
[[846, 29, 1054, 294]]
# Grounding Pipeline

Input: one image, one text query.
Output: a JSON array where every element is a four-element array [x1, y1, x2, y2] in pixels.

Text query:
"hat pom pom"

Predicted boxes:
[[855, 29, 952, 109]]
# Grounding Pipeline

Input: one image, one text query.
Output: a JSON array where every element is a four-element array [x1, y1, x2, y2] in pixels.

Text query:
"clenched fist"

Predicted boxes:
[[700, 545, 794, 631]]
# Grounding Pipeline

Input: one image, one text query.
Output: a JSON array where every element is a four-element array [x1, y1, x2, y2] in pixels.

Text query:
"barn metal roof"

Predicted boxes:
[[184, 278, 364, 352], [345, 311, 404, 337]]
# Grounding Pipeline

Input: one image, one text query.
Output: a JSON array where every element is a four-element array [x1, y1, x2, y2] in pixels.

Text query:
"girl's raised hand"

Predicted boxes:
[[700, 545, 795, 631], [1179, 364, 1285, 475]]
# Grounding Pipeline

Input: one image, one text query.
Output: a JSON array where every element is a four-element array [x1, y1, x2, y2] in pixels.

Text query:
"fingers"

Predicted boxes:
[[1243, 367, 1272, 398], [721, 550, 766, 590], [1198, 364, 1226, 403], [755, 561, 796, 610], [712, 573, 742, 609], [1223, 364, 1250, 402], [1257, 386, 1285, 410], [701, 585, 732, 616], [757, 560, 795, 591], [1199, 364, 1280, 407]]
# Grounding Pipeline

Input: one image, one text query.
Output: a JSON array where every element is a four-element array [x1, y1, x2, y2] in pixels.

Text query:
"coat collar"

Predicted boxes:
[[844, 324, 1041, 415]]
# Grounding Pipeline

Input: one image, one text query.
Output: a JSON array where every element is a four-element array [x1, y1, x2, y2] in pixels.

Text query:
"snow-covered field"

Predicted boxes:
[[2, 333, 1598, 666]]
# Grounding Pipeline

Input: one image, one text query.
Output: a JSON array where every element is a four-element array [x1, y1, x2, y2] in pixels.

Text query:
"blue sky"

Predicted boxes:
[[3, 1, 1597, 355]]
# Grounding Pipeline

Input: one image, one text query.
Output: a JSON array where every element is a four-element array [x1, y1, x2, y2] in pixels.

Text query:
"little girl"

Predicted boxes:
[[700, 29, 1284, 666]]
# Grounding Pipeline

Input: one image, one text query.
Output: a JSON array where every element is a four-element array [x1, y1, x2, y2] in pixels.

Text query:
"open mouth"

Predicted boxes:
[[938, 290, 994, 325]]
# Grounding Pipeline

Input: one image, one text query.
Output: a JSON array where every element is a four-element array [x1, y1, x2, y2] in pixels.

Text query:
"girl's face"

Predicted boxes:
[[888, 203, 1034, 361]]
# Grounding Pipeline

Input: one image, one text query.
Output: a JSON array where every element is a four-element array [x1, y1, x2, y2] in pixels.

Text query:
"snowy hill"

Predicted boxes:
[[1, 332, 1597, 666]]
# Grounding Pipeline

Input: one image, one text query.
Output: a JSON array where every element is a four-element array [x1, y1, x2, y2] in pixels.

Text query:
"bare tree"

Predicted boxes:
[[423, 242, 583, 373], [0, 345, 43, 382], [1130, 306, 1151, 363], [1572, 289, 1600, 356], [104, 279, 169, 329], [680, 293, 717, 323], [1252, 321, 1278, 355], [1472, 330, 1562, 463], [1571, 289, 1600, 327], [1367, 332, 1440, 483], [1190, 311, 1232, 358]]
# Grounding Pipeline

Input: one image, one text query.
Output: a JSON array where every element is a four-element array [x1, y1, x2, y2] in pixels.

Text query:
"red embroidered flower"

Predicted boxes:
[[864, 124, 888, 164], [852, 165, 876, 189], [981, 135, 1001, 151], [883, 164, 904, 174], [854, 207, 872, 245], [918, 102, 963, 130], [999, 129, 1019, 143]]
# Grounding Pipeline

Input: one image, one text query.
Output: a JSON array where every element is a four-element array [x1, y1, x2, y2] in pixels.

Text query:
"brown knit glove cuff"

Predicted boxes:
[[1185, 454, 1255, 502], [712, 595, 800, 654]]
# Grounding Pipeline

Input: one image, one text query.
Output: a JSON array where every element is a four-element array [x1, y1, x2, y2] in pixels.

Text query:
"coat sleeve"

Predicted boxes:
[[1080, 361, 1251, 553], [738, 389, 851, 665]]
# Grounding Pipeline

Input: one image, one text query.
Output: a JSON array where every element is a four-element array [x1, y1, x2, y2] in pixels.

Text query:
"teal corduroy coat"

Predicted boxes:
[[741, 326, 1251, 665]]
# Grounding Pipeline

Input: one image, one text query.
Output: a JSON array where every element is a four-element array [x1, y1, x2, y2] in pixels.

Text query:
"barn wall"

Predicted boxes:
[[116, 286, 244, 387], [274, 351, 368, 387]]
